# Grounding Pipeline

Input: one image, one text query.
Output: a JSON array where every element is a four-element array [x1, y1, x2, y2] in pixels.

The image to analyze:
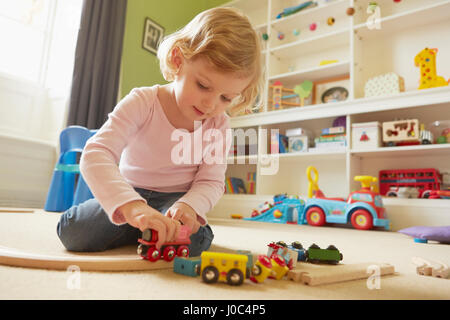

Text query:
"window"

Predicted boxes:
[[0, 0, 82, 140], [0, 0, 82, 95]]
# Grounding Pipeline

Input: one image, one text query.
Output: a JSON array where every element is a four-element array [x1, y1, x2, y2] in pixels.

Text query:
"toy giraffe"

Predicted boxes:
[[414, 48, 449, 90]]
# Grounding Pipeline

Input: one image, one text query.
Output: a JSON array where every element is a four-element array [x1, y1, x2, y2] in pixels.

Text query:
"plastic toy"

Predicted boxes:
[[327, 17, 335, 26], [249, 255, 273, 283], [137, 225, 191, 262], [379, 168, 442, 198], [309, 22, 317, 31], [199, 251, 248, 286], [244, 194, 305, 224], [305, 244, 343, 265], [414, 48, 449, 90], [303, 166, 390, 230], [173, 256, 201, 277], [276, 1, 315, 19]]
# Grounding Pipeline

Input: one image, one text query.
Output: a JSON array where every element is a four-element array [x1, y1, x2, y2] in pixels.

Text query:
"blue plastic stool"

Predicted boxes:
[[44, 126, 97, 212]]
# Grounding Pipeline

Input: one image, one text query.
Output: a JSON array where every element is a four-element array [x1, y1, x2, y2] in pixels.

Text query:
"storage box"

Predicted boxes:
[[289, 135, 310, 152], [351, 122, 382, 150]]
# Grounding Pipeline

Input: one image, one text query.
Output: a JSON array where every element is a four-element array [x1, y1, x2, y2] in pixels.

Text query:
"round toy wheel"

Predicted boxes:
[[146, 247, 160, 262], [202, 266, 219, 284], [252, 265, 262, 276], [163, 246, 176, 262], [137, 244, 148, 257], [227, 269, 244, 286], [351, 209, 373, 230], [306, 207, 326, 226], [177, 245, 189, 258]]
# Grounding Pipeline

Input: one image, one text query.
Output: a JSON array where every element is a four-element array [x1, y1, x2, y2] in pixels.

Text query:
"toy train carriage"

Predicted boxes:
[[305, 244, 343, 265], [199, 251, 249, 286], [137, 225, 191, 262]]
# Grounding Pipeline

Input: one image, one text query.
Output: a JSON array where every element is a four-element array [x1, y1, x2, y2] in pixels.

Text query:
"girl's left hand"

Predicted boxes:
[[166, 202, 201, 235]]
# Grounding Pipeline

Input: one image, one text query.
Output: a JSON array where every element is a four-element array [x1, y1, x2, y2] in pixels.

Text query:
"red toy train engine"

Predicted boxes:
[[137, 225, 191, 262]]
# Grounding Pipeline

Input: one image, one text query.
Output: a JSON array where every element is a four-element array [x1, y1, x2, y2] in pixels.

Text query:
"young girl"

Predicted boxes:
[[57, 7, 263, 256]]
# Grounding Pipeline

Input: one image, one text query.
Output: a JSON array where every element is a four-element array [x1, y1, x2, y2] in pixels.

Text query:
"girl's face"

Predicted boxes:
[[171, 50, 252, 122]]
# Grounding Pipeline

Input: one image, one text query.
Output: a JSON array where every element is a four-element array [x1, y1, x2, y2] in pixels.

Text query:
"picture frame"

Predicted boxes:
[[142, 17, 165, 55], [312, 75, 350, 104]]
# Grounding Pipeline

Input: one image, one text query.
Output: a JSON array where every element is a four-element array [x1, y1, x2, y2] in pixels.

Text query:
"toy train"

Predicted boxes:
[[278, 241, 343, 265], [137, 225, 191, 262]]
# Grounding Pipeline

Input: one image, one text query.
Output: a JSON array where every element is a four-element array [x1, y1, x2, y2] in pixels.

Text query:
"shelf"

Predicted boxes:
[[230, 86, 450, 128], [350, 143, 450, 159], [270, 27, 349, 60], [227, 154, 258, 165], [354, 0, 450, 40], [382, 197, 450, 209], [261, 150, 347, 163], [269, 60, 350, 83], [270, 0, 349, 29]]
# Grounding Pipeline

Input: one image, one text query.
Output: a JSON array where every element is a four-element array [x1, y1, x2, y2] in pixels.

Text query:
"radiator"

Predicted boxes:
[[0, 133, 56, 208]]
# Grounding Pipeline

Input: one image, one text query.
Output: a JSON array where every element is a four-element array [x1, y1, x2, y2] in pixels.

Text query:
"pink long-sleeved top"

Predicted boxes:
[[80, 85, 231, 226]]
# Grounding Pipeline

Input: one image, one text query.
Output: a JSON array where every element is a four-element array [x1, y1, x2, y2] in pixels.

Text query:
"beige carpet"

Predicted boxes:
[[0, 209, 449, 300]]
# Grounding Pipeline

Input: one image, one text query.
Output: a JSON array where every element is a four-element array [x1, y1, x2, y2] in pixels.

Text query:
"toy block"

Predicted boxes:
[[173, 256, 201, 277]]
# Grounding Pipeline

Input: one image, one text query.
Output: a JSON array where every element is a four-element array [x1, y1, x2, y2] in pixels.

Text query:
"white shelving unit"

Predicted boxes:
[[213, 0, 450, 230]]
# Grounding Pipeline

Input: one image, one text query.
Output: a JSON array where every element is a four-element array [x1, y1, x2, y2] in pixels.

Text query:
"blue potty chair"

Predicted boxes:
[[44, 126, 97, 212]]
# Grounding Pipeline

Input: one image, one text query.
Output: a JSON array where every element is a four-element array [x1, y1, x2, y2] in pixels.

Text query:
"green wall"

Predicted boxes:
[[120, 0, 229, 98]]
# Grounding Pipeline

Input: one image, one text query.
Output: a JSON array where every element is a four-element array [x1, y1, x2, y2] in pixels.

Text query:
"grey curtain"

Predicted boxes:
[[67, 0, 128, 129]]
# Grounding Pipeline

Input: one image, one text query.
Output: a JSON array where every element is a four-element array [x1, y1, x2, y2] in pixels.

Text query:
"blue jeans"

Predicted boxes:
[[57, 187, 214, 256]]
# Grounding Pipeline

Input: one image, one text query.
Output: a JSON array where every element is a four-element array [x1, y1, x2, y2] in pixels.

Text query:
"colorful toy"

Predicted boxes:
[[303, 166, 390, 230], [305, 244, 343, 265], [309, 22, 317, 31], [267, 241, 296, 269], [379, 168, 442, 198], [249, 255, 273, 283], [269, 254, 289, 280], [382, 119, 433, 147], [245, 167, 390, 231], [414, 48, 449, 90], [327, 17, 335, 26], [276, 1, 315, 19], [269, 80, 312, 110], [199, 251, 248, 286], [288, 241, 307, 262], [173, 256, 201, 277], [137, 225, 191, 262], [244, 194, 305, 224]]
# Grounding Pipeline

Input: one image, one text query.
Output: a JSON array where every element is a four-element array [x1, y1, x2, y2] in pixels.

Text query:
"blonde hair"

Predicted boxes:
[[157, 7, 264, 116]]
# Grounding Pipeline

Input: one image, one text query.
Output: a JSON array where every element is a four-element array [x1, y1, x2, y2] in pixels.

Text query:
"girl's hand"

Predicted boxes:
[[166, 202, 201, 235], [118, 200, 181, 249]]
